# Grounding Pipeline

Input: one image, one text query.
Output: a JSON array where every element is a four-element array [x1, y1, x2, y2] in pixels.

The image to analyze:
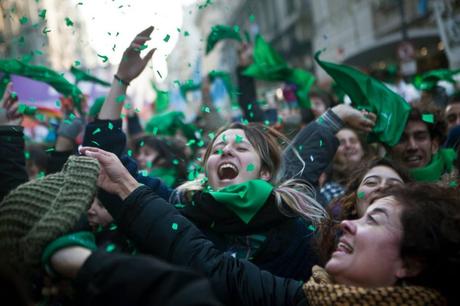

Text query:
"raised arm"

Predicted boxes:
[[98, 26, 155, 120]]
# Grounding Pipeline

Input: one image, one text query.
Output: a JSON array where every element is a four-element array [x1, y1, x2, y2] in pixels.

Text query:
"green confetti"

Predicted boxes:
[[233, 25, 240, 33], [172, 159, 179, 165], [55, 100, 61, 108], [357, 191, 365, 199], [449, 181, 458, 187], [216, 148, 223, 155], [146, 161, 152, 168], [115, 95, 126, 103], [319, 140, 323, 147], [308, 225, 316, 232], [127, 149, 133, 157], [65, 17, 74, 26], [45, 147, 55, 152], [184, 31, 190, 37], [152, 126, 158, 135], [140, 140, 145, 147], [25, 151, 30, 159], [91, 140, 101, 146], [157, 70, 163, 78], [19, 16, 29, 24], [34, 49, 43, 56], [92, 128, 101, 135], [264, 120, 270, 126], [235, 135, 243, 143], [120, 113, 126, 119], [74, 60, 80, 66], [108, 122, 114, 130], [69, 113, 76, 120], [246, 164, 255, 172], [105, 244, 116, 252], [208, 132, 215, 140], [222, 134, 227, 143], [241, 119, 249, 125], [109, 223, 118, 231], [36, 171, 45, 179], [249, 14, 255, 23], [135, 44, 148, 51], [422, 113, 434, 124], [163, 34, 171, 42], [171, 223, 179, 231], [97, 54, 109, 63], [42, 27, 51, 34], [202, 106, 210, 113], [186, 139, 196, 146], [197, 140, 205, 147], [38, 9, 47, 19]]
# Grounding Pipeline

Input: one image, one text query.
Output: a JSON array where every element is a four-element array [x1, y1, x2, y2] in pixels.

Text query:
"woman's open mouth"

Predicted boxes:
[[217, 162, 239, 180]]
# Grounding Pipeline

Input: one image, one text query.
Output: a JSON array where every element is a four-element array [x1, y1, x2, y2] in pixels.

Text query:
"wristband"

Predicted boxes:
[[114, 74, 130, 86]]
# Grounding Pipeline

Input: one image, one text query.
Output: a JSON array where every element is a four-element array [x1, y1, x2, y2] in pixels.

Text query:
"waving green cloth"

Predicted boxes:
[[314, 50, 411, 146], [70, 66, 110, 87], [179, 80, 201, 101], [243, 35, 315, 108], [409, 148, 457, 183], [208, 179, 273, 224], [413, 68, 460, 91], [145, 111, 185, 136], [152, 83, 169, 113], [209, 70, 238, 106], [0, 59, 83, 113], [206, 25, 242, 55]]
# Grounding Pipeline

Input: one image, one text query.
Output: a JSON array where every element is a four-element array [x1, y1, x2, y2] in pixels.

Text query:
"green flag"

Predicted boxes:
[[314, 50, 411, 146], [145, 111, 185, 136], [208, 70, 238, 105], [413, 68, 460, 91], [0, 59, 83, 113], [243, 35, 314, 108], [206, 25, 242, 55], [152, 83, 169, 114], [179, 80, 201, 101], [287, 68, 315, 109], [243, 35, 291, 81], [70, 66, 110, 87]]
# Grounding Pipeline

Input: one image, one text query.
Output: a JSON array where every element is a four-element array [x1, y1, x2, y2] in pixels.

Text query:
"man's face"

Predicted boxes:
[[445, 103, 460, 131], [389, 120, 438, 169]]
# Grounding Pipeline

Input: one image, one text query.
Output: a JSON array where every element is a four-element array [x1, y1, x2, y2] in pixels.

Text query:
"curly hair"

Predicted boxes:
[[381, 183, 460, 305]]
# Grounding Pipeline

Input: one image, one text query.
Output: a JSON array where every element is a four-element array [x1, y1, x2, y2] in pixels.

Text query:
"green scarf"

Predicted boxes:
[[314, 50, 411, 146], [0, 59, 83, 113], [208, 179, 273, 224], [149, 167, 177, 188], [179, 80, 201, 101], [409, 148, 457, 182], [151, 83, 169, 113]]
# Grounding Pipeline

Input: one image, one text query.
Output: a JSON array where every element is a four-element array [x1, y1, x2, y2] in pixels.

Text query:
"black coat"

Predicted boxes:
[[74, 251, 222, 306], [102, 186, 307, 306]]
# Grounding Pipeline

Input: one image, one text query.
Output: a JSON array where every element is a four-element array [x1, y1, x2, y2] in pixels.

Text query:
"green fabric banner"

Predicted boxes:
[[0, 59, 83, 113]]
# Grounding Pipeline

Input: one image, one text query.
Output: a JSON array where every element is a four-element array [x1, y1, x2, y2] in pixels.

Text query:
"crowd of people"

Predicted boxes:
[[0, 25, 459, 306]]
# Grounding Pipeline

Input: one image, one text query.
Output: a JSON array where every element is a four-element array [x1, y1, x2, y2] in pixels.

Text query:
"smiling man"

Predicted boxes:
[[388, 106, 457, 183]]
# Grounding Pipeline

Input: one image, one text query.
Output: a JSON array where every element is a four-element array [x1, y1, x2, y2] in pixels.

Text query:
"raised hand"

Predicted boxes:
[[331, 104, 376, 133], [116, 26, 156, 83], [0, 82, 23, 125], [79, 147, 141, 199]]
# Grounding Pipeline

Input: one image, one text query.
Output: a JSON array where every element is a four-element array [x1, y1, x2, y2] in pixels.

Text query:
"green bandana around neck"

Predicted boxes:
[[208, 179, 274, 224], [409, 148, 457, 182]]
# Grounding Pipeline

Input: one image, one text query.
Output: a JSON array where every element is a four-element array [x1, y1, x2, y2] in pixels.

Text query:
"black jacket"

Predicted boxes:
[[103, 186, 307, 306], [75, 250, 222, 306]]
